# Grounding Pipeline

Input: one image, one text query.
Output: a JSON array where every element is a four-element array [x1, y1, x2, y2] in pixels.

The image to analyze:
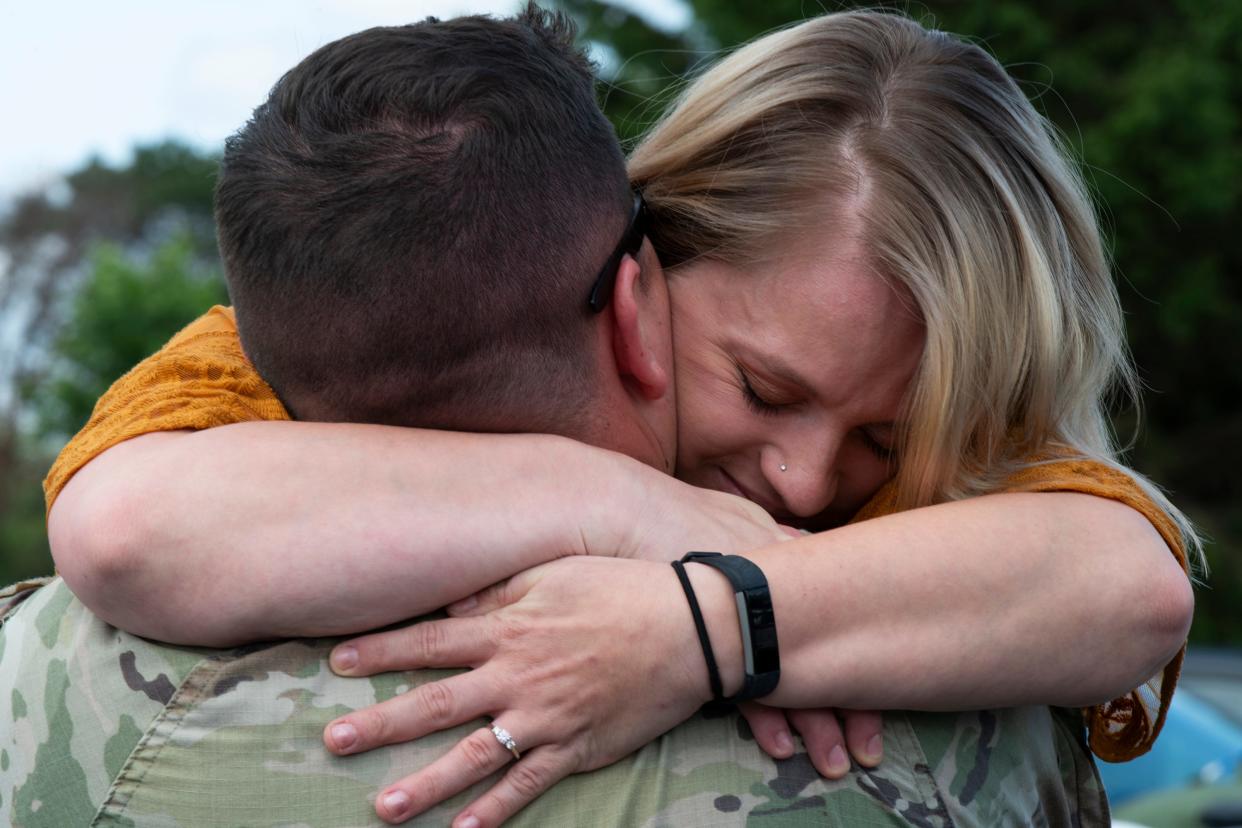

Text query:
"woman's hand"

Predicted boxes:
[[324, 557, 712, 826], [610, 468, 794, 561], [738, 702, 884, 778]]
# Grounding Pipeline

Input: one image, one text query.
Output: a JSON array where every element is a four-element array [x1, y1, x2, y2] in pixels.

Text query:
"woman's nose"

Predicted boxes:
[[772, 434, 841, 518]]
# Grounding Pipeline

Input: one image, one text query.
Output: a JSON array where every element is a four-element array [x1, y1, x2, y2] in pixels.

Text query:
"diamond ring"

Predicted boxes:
[[490, 724, 520, 760]]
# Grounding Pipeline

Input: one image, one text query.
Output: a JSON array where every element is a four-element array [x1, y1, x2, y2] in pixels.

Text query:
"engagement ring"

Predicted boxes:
[[490, 724, 520, 760]]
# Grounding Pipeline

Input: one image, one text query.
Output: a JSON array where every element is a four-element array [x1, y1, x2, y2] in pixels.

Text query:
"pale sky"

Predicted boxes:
[[0, 0, 690, 202]]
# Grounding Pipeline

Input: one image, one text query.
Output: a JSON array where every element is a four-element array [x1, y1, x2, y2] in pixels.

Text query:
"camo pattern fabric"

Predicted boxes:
[[1, 579, 1110, 827]]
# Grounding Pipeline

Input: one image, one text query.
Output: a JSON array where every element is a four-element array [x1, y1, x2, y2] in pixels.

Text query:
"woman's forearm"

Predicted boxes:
[[694, 492, 1193, 710], [50, 421, 787, 647], [49, 423, 640, 646]]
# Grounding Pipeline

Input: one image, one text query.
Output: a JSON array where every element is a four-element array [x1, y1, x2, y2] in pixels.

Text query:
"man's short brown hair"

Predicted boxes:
[[215, 4, 632, 432]]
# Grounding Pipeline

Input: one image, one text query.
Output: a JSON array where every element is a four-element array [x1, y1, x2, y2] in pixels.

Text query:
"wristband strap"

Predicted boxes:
[[680, 552, 780, 701], [670, 560, 724, 702]]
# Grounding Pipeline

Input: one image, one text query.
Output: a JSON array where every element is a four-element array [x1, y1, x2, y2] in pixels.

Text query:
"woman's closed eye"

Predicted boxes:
[[738, 359, 898, 464], [859, 427, 897, 462], [737, 365, 789, 416]]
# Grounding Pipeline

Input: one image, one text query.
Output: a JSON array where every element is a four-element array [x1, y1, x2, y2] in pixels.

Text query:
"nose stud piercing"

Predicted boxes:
[[779, 464, 787, 472]]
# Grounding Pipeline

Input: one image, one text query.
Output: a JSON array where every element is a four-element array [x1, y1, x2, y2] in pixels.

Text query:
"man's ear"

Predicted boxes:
[[609, 254, 670, 401]]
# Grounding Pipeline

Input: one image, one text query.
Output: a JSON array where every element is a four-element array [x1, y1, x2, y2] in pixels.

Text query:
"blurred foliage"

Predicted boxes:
[[0, 2, 1238, 645], [26, 238, 227, 440], [1, 235, 226, 583], [0, 448, 54, 585], [0, 141, 223, 583]]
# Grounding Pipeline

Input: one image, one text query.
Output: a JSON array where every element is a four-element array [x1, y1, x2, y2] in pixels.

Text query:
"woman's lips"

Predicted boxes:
[[719, 468, 794, 523]]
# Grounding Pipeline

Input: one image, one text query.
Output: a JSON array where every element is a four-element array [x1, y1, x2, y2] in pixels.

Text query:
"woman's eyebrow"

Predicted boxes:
[[746, 349, 813, 393]]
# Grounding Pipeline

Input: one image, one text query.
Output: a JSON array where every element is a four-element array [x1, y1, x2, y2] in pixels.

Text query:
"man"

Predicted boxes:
[[1, 7, 1105, 826]]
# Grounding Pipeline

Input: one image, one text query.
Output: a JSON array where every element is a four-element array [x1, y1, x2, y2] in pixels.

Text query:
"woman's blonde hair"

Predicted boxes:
[[629, 10, 1202, 569]]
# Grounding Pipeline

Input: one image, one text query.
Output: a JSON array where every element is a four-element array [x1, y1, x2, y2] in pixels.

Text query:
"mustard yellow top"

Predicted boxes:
[[43, 306, 289, 505], [44, 305, 1188, 763]]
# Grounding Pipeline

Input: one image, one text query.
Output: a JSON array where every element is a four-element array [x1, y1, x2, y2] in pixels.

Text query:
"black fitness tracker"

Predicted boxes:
[[679, 551, 780, 701]]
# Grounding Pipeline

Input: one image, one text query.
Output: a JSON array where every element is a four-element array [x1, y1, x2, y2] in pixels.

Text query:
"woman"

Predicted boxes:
[[45, 9, 1193, 827], [308, 11, 1198, 826]]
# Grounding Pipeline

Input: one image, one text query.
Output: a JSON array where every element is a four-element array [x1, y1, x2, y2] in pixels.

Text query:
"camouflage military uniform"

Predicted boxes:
[[2, 578, 1109, 827]]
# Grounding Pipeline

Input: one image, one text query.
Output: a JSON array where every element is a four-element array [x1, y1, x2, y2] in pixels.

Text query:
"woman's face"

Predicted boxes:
[[669, 227, 925, 529]]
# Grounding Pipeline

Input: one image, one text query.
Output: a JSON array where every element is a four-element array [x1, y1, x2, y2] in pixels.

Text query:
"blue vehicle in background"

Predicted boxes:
[[1100, 687, 1242, 803], [1104, 649, 1242, 827]]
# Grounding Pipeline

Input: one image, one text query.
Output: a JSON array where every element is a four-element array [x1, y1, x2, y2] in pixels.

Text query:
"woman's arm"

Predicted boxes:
[[48, 421, 786, 647], [340, 489, 1191, 716], [724, 491, 1192, 709], [326, 491, 1193, 826]]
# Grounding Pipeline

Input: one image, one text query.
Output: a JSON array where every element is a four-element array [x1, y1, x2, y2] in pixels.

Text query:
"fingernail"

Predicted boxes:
[[457, 816, 481, 828], [331, 645, 358, 673], [829, 744, 850, 774], [381, 790, 411, 816], [330, 722, 358, 752], [449, 595, 477, 614], [774, 730, 794, 755], [866, 733, 883, 763]]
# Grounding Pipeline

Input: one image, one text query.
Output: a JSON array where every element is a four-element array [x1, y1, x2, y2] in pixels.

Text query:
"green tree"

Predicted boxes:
[[30, 238, 228, 441], [1, 238, 226, 584], [0, 141, 222, 585]]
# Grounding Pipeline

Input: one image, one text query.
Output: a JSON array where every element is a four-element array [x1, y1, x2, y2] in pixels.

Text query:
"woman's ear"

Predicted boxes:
[[609, 254, 670, 401]]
